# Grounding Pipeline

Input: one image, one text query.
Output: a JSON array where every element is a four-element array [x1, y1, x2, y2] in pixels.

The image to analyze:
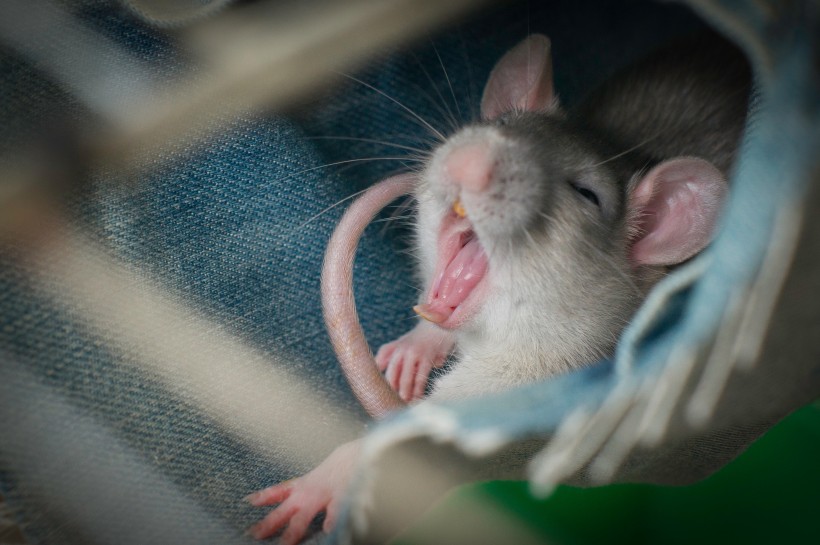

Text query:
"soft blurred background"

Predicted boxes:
[[1, 1, 817, 544]]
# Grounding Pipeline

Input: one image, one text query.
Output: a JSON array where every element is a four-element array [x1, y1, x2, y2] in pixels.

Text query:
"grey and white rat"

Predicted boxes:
[[248, 31, 751, 542], [374, 31, 750, 404]]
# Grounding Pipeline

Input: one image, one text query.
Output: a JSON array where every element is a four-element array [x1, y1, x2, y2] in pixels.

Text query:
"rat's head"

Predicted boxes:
[[414, 35, 727, 363]]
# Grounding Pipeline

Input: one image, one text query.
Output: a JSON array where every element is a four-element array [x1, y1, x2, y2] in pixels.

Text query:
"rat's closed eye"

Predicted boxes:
[[569, 180, 601, 207]]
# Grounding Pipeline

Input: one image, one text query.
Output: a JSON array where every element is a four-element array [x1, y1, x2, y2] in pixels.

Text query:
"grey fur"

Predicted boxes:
[[414, 32, 751, 400]]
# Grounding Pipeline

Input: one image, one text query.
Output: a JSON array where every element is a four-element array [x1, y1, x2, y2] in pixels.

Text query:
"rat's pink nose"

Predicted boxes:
[[444, 143, 495, 193]]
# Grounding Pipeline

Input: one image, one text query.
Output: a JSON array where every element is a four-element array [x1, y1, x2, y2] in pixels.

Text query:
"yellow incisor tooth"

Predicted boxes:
[[453, 199, 466, 218]]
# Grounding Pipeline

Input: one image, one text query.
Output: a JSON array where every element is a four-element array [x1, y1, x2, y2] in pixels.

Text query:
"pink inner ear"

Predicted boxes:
[[630, 157, 728, 267], [481, 34, 555, 120]]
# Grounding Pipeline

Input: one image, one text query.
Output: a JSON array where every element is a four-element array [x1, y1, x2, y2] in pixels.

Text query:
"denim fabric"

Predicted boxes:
[[0, 1, 817, 544]]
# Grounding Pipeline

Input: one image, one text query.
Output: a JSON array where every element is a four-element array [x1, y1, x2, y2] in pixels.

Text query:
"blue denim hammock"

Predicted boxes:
[[0, 1, 818, 544]]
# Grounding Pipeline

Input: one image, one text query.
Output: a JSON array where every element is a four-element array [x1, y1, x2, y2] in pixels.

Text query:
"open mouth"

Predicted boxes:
[[414, 210, 489, 329]]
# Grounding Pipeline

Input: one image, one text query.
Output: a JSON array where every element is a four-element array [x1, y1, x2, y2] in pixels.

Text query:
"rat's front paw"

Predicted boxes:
[[375, 321, 455, 402], [247, 441, 359, 544]]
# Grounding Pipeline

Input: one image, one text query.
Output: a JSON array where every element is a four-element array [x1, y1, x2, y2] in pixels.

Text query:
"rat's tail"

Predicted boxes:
[[321, 174, 415, 419]]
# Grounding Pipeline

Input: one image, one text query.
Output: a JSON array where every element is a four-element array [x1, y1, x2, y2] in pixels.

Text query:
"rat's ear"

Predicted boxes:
[[481, 34, 556, 120], [629, 157, 728, 267]]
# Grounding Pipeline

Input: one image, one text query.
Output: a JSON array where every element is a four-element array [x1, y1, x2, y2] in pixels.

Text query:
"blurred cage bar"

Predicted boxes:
[[0, 1, 495, 543], [1, 0, 819, 545], [0, 0, 493, 198]]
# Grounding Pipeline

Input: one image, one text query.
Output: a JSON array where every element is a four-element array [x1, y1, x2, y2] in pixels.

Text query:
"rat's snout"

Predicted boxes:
[[443, 142, 496, 193], [427, 125, 544, 246]]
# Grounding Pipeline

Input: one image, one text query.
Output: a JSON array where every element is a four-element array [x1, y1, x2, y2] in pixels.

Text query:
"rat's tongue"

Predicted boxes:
[[415, 228, 488, 326]]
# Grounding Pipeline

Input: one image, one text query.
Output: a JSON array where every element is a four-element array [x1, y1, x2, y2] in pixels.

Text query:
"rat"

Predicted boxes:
[[247, 31, 751, 543]]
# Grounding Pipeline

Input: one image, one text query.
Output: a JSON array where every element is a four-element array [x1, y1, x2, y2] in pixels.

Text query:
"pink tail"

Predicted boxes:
[[321, 174, 415, 419]]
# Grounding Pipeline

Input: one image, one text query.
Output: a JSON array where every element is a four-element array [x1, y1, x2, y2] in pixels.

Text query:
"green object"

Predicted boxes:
[[394, 402, 820, 545]]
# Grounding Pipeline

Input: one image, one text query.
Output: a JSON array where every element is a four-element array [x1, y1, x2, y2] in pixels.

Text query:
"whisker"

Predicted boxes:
[[397, 280, 420, 292], [399, 314, 421, 326], [408, 47, 460, 134], [392, 194, 417, 220], [339, 72, 446, 142], [268, 156, 417, 189], [295, 159, 418, 230], [303, 135, 429, 155], [296, 186, 373, 231], [409, 80, 460, 135], [431, 40, 463, 123], [377, 195, 417, 236], [588, 133, 661, 169], [456, 28, 478, 120], [371, 213, 414, 225]]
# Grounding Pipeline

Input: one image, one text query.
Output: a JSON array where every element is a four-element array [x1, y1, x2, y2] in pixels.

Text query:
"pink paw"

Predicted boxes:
[[247, 441, 359, 544], [375, 321, 455, 402]]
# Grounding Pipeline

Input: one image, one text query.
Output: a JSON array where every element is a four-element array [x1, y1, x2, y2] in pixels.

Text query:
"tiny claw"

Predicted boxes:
[[453, 199, 467, 218]]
